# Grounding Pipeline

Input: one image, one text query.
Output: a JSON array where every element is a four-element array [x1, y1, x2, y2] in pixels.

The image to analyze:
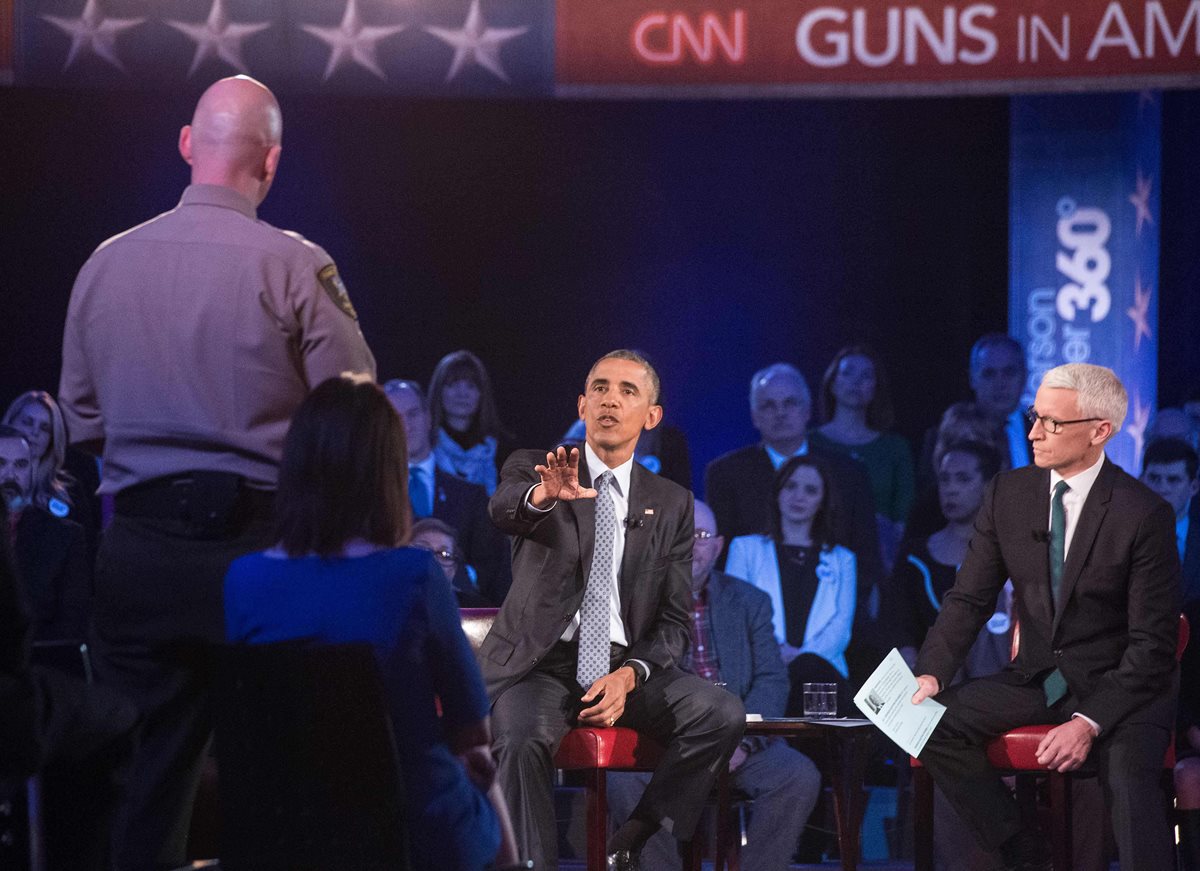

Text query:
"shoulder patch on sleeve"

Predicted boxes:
[[317, 264, 358, 320]]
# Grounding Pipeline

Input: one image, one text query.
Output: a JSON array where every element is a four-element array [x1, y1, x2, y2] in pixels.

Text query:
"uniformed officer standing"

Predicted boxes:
[[58, 75, 376, 870]]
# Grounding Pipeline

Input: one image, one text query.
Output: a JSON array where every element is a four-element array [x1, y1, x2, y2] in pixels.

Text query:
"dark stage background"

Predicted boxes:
[[2, 87, 1197, 490]]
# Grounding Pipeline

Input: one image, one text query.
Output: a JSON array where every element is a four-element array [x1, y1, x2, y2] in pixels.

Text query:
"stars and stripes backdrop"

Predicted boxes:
[[7, 0, 1199, 98], [12, 0, 553, 94], [1009, 91, 1162, 474]]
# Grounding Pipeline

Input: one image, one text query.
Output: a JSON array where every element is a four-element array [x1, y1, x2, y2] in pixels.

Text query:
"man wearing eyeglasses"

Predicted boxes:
[[385, 379, 511, 604], [910, 363, 1180, 871], [410, 516, 491, 607], [607, 500, 819, 870]]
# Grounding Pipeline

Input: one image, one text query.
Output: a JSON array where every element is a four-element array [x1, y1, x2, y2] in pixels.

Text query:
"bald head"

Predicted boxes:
[[179, 76, 283, 206], [691, 500, 723, 589]]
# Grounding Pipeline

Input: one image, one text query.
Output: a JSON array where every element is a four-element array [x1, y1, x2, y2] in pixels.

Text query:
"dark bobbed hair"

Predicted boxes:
[[428, 350, 509, 441], [936, 439, 1003, 484], [1143, 436, 1199, 482], [933, 401, 1008, 471], [819, 344, 894, 431], [768, 454, 836, 550], [275, 377, 410, 558]]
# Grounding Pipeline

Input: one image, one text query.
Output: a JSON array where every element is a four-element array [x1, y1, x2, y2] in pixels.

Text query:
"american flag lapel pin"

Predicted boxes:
[[644, 508, 654, 515]]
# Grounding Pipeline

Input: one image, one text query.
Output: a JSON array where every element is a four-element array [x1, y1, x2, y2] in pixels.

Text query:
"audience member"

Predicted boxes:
[[890, 440, 1009, 675], [703, 363, 882, 676], [917, 334, 1030, 485], [56, 76, 376, 868], [0, 426, 90, 641], [930, 401, 1011, 467], [1145, 406, 1200, 452], [887, 439, 1009, 871], [1184, 387, 1200, 432], [2, 391, 98, 529], [1156, 434, 1200, 868], [912, 363, 1180, 871], [1140, 437, 1200, 870], [481, 350, 743, 871], [1140, 438, 1199, 606], [906, 400, 1011, 542], [5, 390, 104, 558], [0, 495, 137, 871], [384, 379, 511, 603], [608, 499, 819, 871], [725, 455, 856, 714], [429, 350, 512, 495], [1178, 591, 1200, 871], [224, 377, 516, 870], [810, 344, 915, 570], [410, 516, 492, 608]]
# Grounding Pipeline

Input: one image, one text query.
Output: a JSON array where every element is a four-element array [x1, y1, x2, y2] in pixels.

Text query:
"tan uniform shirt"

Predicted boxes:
[[58, 184, 377, 494]]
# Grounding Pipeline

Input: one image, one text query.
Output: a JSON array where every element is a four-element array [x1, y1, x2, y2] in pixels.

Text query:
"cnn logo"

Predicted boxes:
[[632, 10, 746, 64]]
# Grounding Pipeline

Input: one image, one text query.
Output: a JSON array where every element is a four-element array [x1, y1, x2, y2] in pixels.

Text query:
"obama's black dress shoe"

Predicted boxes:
[[999, 828, 1052, 871], [606, 849, 641, 871]]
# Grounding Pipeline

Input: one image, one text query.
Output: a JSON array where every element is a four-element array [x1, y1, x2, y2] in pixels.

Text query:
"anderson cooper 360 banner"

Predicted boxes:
[[1009, 91, 1161, 474]]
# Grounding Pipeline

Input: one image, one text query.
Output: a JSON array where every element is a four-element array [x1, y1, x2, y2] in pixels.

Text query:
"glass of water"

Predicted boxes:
[[802, 682, 838, 718]]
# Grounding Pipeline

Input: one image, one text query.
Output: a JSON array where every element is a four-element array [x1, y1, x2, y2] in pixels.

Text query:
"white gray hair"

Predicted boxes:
[[1040, 363, 1127, 436], [749, 363, 811, 408]]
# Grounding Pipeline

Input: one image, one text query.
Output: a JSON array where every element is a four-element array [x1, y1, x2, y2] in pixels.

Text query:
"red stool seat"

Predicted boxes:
[[461, 608, 699, 870], [554, 727, 664, 770], [985, 725, 1053, 769]]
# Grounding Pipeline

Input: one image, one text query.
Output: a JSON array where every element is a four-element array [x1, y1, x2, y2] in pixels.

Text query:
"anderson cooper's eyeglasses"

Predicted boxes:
[[1024, 407, 1102, 435]]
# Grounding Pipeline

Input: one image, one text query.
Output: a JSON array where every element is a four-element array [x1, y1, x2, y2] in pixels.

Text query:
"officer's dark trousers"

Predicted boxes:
[[92, 479, 272, 871], [1, 667, 138, 870], [917, 673, 1175, 871], [491, 642, 745, 871]]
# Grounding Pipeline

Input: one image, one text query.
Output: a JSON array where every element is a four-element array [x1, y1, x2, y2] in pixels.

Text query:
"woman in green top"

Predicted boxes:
[[810, 345, 915, 572]]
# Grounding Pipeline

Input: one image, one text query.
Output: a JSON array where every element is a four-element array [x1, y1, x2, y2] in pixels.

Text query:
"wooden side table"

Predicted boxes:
[[714, 718, 875, 871]]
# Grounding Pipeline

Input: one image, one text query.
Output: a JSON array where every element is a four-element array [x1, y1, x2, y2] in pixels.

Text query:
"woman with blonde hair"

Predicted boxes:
[[3, 391, 74, 515]]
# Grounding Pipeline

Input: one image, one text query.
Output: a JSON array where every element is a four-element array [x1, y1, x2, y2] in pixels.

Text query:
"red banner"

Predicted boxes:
[[0, 0, 13, 82], [557, 0, 1200, 93]]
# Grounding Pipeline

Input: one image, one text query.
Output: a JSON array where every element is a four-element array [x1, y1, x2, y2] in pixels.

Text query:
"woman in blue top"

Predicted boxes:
[[224, 377, 515, 871]]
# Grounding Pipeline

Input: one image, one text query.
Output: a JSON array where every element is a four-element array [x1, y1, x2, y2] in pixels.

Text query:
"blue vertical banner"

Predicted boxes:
[[1009, 92, 1161, 474]]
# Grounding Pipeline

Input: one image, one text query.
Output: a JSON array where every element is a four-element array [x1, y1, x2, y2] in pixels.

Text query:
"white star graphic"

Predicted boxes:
[[41, 0, 145, 73], [1126, 273, 1153, 351], [1124, 394, 1151, 469], [424, 0, 528, 84], [1129, 170, 1154, 238], [301, 0, 406, 81], [164, 0, 271, 77]]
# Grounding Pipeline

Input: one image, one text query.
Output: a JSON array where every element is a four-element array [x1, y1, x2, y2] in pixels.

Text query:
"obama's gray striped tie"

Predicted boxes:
[[577, 471, 615, 689]]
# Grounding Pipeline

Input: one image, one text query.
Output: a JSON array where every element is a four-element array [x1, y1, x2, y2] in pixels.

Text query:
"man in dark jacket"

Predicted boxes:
[[607, 500, 819, 870], [480, 351, 744, 871], [912, 364, 1180, 871]]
